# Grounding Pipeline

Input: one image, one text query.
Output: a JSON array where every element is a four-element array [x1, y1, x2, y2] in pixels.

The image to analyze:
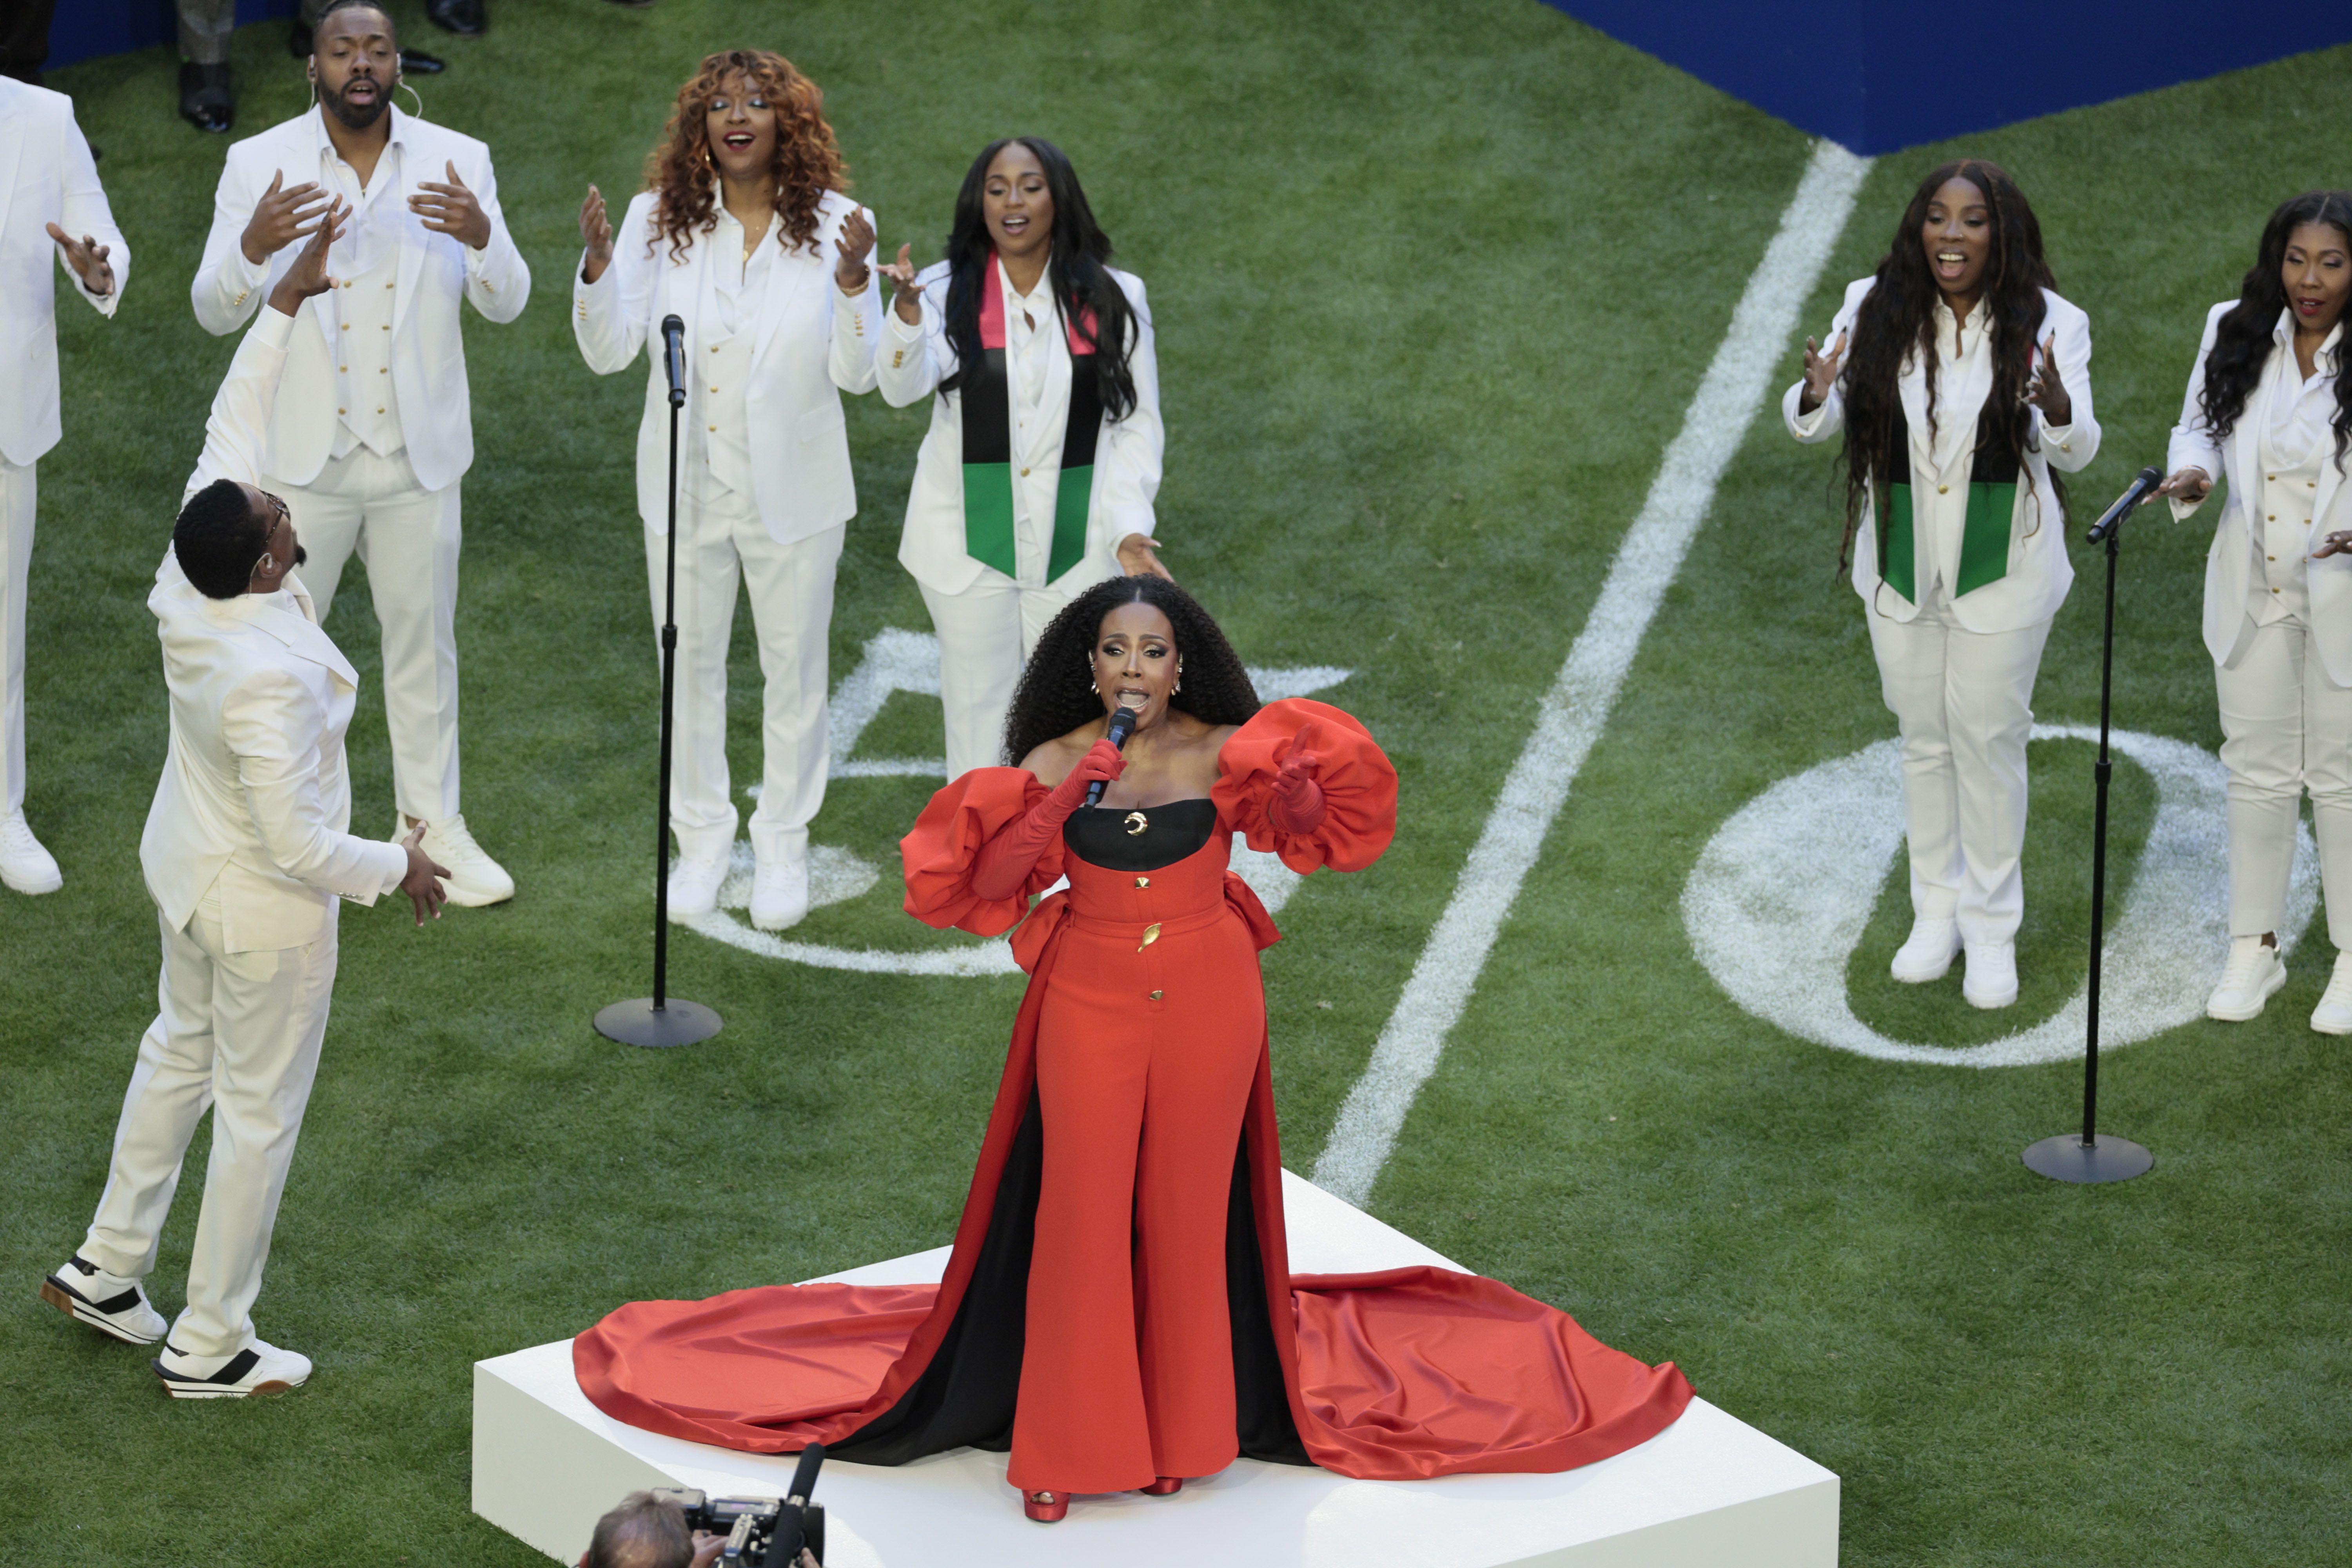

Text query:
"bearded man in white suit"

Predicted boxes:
[[191, 0, 528, 907], [41, 207, 451, 1399], [0, 73, 126, 897]]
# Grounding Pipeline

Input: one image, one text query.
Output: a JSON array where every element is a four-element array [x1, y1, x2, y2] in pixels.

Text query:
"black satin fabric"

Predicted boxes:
[[1062, 799, 1218, 871]]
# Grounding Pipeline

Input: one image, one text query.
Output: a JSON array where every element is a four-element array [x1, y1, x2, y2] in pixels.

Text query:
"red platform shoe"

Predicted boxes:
[[1023, 1489, 1068, 1523], [1140, 1477, 1183, 1496]]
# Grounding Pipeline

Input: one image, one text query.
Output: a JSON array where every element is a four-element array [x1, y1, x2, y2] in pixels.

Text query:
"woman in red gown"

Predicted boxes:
[[575, 577, 1692, 1521]]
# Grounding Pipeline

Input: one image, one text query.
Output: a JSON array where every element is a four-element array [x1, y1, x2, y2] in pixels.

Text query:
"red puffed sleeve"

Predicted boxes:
[[1214, 698, 1397, 874], [900, 768, 1064, 935]]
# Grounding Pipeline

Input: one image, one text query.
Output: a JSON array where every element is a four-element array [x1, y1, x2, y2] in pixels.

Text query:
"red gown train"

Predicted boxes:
[[575, 700, 1692, 1492]]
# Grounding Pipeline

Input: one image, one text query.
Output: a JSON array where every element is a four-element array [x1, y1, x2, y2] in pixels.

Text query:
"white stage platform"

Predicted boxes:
[[474, 1172, 1837, 1566]]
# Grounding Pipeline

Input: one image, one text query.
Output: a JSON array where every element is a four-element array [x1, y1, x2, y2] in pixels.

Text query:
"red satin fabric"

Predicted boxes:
[[575, 701, 1691, 1486]]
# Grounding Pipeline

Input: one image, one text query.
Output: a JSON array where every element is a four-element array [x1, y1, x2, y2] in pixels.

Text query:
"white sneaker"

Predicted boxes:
[[2311, 952, 2352, 1035], [395, 814, 514, 907], [1962, 942, 2018, 1009], [1890, 917, 1962, 983], [152, 1336, 311, 1399], [2207, 937, 2287, 1022], [40, 1257, 167, 1345], [666, 851, 726, 920], [0, 810, 62, 895], [751, 846, 810, 931]]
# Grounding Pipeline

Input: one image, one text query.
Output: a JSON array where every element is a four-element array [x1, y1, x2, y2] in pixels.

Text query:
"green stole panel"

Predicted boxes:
[[959, 261, 1103, 583], [1877, 404, 2020, 603]]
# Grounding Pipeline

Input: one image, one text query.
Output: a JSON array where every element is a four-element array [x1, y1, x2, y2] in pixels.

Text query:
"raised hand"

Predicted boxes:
[[410, 160, 491, 250], [267, 197, 348, 316], [398, 821, 451, 927], [1270, 720, 1328, 834], [1797, 329, 1847, 414], [2148, 466, 2213, 507], [835, 207, 876, 294], [579, 183, 615, 285], [2315, 530, 2352, 560], [44, 222, 114, 298], [240, 169, 331, 266], [1116, 533, 1172, 581], [1278, 721, 1325, 786], [880, 243, 926, 324], [2026, 330, 2071, 425]]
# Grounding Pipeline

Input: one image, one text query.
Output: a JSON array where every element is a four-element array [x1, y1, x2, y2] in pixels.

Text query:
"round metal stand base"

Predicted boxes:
[[595, 998, 722, 1049], [2022, 1133, 2153, 1184]]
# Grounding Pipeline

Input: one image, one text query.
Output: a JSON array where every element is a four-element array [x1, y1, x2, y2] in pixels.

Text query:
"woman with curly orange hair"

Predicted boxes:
[[571, 49, 882, 931]]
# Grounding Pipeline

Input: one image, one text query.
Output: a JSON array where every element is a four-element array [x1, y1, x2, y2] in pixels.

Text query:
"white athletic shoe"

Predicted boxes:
[[40, 1257, 167, 1345], [666, 852, 726, 920], [1962, 942, 2018, 1009], [153, 1337, 311, 1399], [2310, 953, 2352, 1035], [2207, 937, 2287, 1022], [0, 810, 62, 895], [751, 846, 810, 931], [1890, 917, 1962, 983], [395, 814, 515, 907]]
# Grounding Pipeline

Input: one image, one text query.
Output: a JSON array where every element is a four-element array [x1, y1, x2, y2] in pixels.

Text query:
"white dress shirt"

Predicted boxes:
[[2249, 316, 2343, 627], [313, 117, 407, 461], [699, 209, 777, 500], [1002, 257, 1072, 585]]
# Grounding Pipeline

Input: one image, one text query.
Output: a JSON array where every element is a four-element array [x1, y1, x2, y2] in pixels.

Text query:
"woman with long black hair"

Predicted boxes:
[[876, 136, 1168, 780], [1783, 159, 2099, 1009], [2153, 191, 2352, 1028]]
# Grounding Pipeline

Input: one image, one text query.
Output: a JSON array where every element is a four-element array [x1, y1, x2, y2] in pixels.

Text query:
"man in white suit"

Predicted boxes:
[[42, 208, 450, 1398], [191, 0, 528, 906], [0, 73, 125, 897]]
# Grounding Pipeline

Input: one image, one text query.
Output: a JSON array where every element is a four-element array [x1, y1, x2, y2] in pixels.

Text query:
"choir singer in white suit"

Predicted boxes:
[[41, 209, 449, 1400], [0, 73, 126, 897], [2152, 190, 2352, 1029], [190, 0, 527, 907], [573, 49, 880, 930], [1786, 160, 2098, 1010], [877, 136, 1166, 782]]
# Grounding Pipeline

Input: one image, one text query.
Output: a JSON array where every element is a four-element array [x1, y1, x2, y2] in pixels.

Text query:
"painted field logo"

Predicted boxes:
[[1680, 725, 2319, 1068], [681, 628, 1353, 976]]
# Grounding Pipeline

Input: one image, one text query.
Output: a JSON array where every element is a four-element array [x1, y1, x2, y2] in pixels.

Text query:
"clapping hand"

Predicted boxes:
[[267, 198, 349, 316], [45, 223, 115, 298], [240, 170, 331, 266], [578, 183, 615, 285], [410, 160, 491, 250], [398, 821, 451, 927], [836, 208, 876, 294], [2146, 466, 2212, 508], [2025, 331, 2072, 425], [880, 243, 926, 325], [1798, 329, 1847, 415]]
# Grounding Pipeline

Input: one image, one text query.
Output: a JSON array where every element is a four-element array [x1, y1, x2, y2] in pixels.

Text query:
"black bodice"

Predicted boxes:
[[1062, 799, 1217, 871]]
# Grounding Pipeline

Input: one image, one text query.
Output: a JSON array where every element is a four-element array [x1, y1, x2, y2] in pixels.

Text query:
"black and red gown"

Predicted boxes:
[[575, 699, 1692, 1492]]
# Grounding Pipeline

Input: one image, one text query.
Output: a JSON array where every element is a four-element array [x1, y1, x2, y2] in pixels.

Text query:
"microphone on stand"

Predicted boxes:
[[1086, 707, 1140, 808], [661, 314, 688, 408], [2086, 465, 2163, 544]]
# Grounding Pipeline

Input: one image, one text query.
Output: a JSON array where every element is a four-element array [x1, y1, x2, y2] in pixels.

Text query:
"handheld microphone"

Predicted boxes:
[[1085, 707, 1140, 808], [2086, 465, 2164, 544], [769, 1444, 826, 1564], [661, 314, 687, 409]]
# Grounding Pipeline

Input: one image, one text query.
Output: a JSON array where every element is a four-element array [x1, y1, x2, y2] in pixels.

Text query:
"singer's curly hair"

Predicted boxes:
[[1002, 577, 1261, 765], [643, 50, 846, 264]]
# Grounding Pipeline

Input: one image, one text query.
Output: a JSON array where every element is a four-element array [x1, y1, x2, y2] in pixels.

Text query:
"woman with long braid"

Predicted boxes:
[[1783, 160, 2099, 1009]]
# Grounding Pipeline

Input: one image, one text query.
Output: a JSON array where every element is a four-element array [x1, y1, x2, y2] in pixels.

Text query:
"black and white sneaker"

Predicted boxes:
[[152, 1338, 312, 1399], [40, 1257, 168, 1345]]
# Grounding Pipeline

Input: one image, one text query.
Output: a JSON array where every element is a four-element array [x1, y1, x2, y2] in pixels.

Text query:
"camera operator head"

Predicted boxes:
[[579, 1492, 712, 1568]]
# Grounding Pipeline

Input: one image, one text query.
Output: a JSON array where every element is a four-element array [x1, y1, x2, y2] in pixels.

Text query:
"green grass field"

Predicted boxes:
[[4, 2, 2348, 1562]]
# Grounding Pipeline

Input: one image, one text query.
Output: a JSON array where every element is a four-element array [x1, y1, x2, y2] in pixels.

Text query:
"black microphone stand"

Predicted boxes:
[[2023, 466, 2163, 1183], [597, 316, 722, 1049]]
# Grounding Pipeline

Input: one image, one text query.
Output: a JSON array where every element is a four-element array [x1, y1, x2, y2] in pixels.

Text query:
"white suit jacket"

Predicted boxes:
[[572, 189, 879, 544], [2167, 301, 2352, 681], [1785, 277, 2099, 634], [0, 78, 127, 468], [878, 260, 1161, 595], [144, 307, 408, 953], [189, 105, 528, 492]]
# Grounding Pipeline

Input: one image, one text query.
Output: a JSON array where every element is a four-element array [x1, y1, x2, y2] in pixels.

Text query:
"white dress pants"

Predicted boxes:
[[269, 448, 463, 825], [0, 458, 31, 818], [2214, 616, 2352, 947], [648, 480, 843, 864], [1866, 592, 2052, 947], [921, 568, 1106, 780], [79, 896, 340, 1359]]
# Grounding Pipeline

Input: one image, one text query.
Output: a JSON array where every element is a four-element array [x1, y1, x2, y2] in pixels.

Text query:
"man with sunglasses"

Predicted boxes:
[[41, 207, 448, 1399]]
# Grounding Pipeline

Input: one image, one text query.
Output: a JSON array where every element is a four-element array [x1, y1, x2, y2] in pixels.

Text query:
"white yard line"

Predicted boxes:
[[1310, 141, 1875, 1207]]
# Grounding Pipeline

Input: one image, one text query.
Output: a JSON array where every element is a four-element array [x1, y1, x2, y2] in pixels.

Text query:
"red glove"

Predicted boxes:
[[972, 740, 1126, 900], [1268, 721, 1326, 837]]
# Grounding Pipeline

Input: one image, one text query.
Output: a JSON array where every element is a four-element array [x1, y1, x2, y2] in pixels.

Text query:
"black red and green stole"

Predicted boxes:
[[960, 260, 1102, 582], [1875, 404, 2022, 602]]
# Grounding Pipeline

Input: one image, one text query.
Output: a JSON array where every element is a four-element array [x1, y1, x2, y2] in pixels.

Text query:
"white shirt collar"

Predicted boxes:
[[2271, 309, 2344, 375], [309, 101, 406, 163]]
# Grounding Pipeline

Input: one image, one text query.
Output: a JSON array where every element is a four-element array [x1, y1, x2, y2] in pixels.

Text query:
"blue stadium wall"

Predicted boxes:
[[1544, 1, 2352, 154]]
